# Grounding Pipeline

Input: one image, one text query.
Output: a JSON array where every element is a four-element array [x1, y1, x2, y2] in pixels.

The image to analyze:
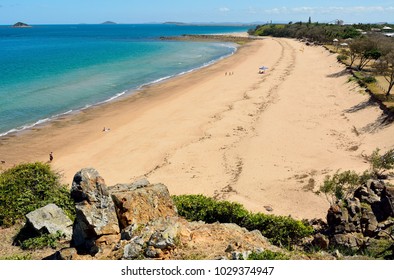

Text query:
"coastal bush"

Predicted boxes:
[[172, 194, 313, 248], [337, 54, 348, 63], [0, 162, 75, 227], [172, 194, 249, 224], [319, 170, 362, 204], [0, 253, 32, 260], [365, 148, 394, 178], [319, 149, 394, 203], [20, 231, 65, 250], [242, 212, 313, 249], [247, 250, 289, 260], [362, 76, 377, 84]]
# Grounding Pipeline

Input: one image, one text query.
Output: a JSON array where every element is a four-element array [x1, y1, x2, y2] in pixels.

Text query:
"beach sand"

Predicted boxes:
[[1, 37, 393, 220]]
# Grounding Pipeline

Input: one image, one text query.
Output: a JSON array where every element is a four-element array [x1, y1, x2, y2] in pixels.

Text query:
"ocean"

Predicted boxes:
[[0, 24, 250, 136]]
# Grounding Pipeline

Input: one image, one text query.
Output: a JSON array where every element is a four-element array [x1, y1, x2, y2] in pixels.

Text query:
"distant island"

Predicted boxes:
[[163, 22, 187, 25], [102, 21, 117, 25], [13, 22, 31, 28]]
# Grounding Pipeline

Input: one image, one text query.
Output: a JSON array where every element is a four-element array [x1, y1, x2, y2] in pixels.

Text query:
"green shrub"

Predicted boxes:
[[172, 194, 249, 225], [319, 148, 394, 204], [0, 254, 32, 260], [337, 54, 348, 63], [362, 76, 377, 84], [366, 148, 394, 178], [242, 212, 313, 248], [247, 250, 289, 260], [319, 170, 363, 204], [0, 162, 75, 227], [173, 194, 313, 248], [20, 231, 65, 250]]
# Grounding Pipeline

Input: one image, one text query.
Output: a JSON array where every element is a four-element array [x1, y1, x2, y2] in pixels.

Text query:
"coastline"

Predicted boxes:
[[1, 37, 393, 220], [0, 38, 239, 138]]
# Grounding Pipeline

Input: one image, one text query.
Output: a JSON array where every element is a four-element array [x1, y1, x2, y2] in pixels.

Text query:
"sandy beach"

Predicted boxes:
[[1, 37, 393, 220]]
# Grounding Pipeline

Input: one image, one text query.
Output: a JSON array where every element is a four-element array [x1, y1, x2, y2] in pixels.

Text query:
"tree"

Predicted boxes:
[[357, 38, 381, 70], [374, 47, 394, 97], [319, 170, 362, 205], [349, 37, 381, 70], [348, 40, 361, 68]]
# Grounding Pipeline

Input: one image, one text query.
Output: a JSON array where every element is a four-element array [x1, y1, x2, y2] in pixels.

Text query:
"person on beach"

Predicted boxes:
[[49, 152, 53, 162]]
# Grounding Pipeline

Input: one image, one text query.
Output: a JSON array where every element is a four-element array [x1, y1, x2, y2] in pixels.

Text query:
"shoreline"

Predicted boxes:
[[0, 39, 239, 139], [1, 37, 393, 220]]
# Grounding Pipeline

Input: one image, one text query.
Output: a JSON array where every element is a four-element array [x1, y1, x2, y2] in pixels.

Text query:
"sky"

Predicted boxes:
[[0, 0, 394, 25]]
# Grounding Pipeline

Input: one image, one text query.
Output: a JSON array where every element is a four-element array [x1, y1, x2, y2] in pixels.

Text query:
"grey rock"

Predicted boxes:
[[360, 210, 378, 237], [70, 168, 120, 255], [123, 243, 143, 259], [331, 233, 365, 249], [381, 186, 394, 218], [121, 224, 138, 241], [346, 197, 361, 217], [148, 231, 176, 250], [354, 181, 381, 204], [231, 250, 252, 260], [25, 204, 73, 240], [145, 246, 161, 258]]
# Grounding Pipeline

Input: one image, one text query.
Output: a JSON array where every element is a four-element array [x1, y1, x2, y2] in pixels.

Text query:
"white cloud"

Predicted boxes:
[[219, 7, 230, 13], [264, 7, 288, 14], [263, 6, 394, 15]]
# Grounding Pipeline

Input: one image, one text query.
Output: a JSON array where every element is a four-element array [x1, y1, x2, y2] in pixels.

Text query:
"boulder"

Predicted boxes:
[[381, 186, 394, 218], [25, 204, 73, 240], [354, 180, 382, 204], [330, 233, 365, 250], [70, 168, 120, 255], [110, 182, 177, 230], [312, 233, 330, 250]]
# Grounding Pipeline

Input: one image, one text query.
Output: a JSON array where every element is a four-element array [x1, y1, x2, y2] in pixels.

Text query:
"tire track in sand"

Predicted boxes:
[[145, 39, 298, 200]]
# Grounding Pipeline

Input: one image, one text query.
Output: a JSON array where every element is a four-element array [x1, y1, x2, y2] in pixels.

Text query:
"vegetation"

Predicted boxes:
[[249, 22, 394, 101], [374, 47, 394, 96], [320, 170, 364, 204], [319, 149, 394, 203], [173, 194, 313, 248], [20, 231, 65, 250], [249, 22, 366, 43], [0, 162, 75, 227], [0, 253, 32, 260], [364, 148, 394, 179], [247, 250, 289, 260]]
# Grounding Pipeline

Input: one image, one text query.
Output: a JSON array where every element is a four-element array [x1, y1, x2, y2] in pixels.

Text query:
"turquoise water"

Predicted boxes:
[[0, 24, 250, 136]]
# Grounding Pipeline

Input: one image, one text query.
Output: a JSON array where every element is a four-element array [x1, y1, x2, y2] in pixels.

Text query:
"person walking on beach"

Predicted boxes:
[[49, 152, 53, 162]]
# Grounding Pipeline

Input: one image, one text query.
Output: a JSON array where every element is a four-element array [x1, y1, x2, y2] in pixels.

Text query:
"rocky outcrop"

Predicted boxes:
[[47, 168, 280, 260], [313, 180, 394, 253], [110, 180, 177, 229], [70, 168, 120, 255]]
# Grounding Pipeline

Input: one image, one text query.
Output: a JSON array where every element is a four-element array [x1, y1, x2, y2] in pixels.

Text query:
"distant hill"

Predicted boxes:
[[102, 21, 116, 25], [13, 22, 31, 28]]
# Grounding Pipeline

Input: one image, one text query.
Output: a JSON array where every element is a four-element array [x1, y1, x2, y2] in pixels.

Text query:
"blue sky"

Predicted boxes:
[[0, 0, 393, 24]]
